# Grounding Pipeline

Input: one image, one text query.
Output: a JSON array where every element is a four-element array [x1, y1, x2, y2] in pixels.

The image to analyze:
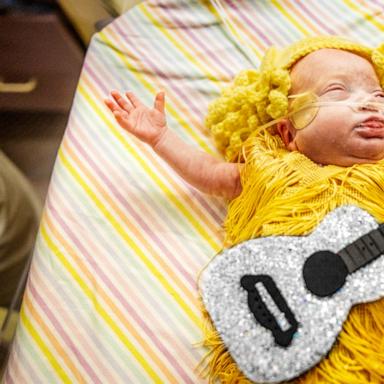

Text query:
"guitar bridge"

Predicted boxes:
[[241, 275, 299, 347]]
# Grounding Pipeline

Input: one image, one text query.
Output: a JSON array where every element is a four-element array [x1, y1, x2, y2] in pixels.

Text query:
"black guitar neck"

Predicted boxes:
[[338, 223, 384, 273]]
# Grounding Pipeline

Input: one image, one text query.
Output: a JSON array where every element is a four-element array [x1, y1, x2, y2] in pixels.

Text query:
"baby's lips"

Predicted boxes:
[[355, 119, 384, 138]]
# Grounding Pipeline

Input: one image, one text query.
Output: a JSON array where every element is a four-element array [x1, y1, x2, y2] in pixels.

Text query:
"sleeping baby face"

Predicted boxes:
[[277, 49, 384, 166]]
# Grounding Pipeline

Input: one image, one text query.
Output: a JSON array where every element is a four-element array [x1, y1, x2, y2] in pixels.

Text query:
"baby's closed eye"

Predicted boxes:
[[373, 90, 384, 98], [322, 85, 349, 100]]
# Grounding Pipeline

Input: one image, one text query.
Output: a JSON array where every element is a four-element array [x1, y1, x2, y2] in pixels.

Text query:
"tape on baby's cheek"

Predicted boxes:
[[288, 92, 319, 130]]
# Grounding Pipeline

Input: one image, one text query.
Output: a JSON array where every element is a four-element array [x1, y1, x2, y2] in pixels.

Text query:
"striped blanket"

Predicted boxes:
[[4, 1, 383, 382]]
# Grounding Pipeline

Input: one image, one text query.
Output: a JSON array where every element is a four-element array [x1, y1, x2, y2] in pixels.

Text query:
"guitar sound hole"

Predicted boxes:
[[303, 251, 348, 297]]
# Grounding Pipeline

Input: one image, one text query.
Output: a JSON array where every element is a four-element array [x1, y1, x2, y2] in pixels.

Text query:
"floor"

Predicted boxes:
[[0, 111, 68, 203]]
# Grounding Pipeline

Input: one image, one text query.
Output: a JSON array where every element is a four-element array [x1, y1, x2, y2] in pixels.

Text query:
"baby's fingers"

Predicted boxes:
[[125, 91, 143, 108], [104, 98, 130, 124], [104, 98, 120, 113], [154, 91, 165, 113], [112, 110, 133, 130], [111, 90, 133, 112]]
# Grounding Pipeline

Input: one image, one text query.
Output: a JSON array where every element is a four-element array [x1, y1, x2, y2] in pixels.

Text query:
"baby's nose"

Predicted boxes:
[[358, 102, 380, 113], [355, 93, 384, 113]]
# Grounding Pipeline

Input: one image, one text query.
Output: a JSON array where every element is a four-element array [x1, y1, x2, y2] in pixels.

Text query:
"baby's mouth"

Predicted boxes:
[[355, 118, 384, 138]]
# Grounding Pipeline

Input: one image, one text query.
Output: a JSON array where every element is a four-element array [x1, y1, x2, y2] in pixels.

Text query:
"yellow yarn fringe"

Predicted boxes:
[[200, 131, 384, 383]]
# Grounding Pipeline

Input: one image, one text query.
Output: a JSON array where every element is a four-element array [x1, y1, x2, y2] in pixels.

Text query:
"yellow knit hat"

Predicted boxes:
[[206, 36, 384, 161]]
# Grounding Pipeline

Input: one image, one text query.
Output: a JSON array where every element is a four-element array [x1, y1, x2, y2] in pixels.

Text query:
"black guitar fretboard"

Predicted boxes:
[[338, 223, 384, 273]]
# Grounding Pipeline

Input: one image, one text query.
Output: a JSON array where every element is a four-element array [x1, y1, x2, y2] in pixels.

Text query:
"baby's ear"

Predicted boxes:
[[276, 119, 297, 151]]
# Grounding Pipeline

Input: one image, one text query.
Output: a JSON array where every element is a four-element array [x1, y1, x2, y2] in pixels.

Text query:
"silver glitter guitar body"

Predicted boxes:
[[199, 205, 384, 383]]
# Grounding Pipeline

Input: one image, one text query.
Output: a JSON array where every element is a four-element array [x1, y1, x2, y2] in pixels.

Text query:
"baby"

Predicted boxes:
[[105, 49, 384, 198], [105, 36, 384, 383]]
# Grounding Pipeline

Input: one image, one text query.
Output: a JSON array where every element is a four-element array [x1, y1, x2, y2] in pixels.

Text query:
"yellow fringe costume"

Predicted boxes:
[[202, 36, 384, 383]]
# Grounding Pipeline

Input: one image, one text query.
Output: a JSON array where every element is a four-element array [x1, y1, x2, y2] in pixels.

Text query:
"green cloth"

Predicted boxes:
[[0, 151, 41, 307]]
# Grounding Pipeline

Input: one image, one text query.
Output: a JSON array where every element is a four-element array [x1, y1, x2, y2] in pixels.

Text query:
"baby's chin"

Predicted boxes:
[[351, 140, 384, 164], [302, 139, 384, 167], [316, 147, 384, 167]]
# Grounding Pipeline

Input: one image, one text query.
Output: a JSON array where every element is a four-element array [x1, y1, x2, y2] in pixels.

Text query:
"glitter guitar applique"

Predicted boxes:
[[199, 205, 384, 383]]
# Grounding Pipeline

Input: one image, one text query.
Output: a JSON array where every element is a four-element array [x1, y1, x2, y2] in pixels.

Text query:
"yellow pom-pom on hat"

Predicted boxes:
[[206, 35, 383, 161]]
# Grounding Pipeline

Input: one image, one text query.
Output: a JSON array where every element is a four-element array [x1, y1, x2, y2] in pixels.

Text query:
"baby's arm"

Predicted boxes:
[[104, 91, 242, 199]]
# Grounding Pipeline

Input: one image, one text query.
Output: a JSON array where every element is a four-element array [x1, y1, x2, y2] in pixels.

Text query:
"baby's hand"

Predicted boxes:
[[104, 90, 167, 147]]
